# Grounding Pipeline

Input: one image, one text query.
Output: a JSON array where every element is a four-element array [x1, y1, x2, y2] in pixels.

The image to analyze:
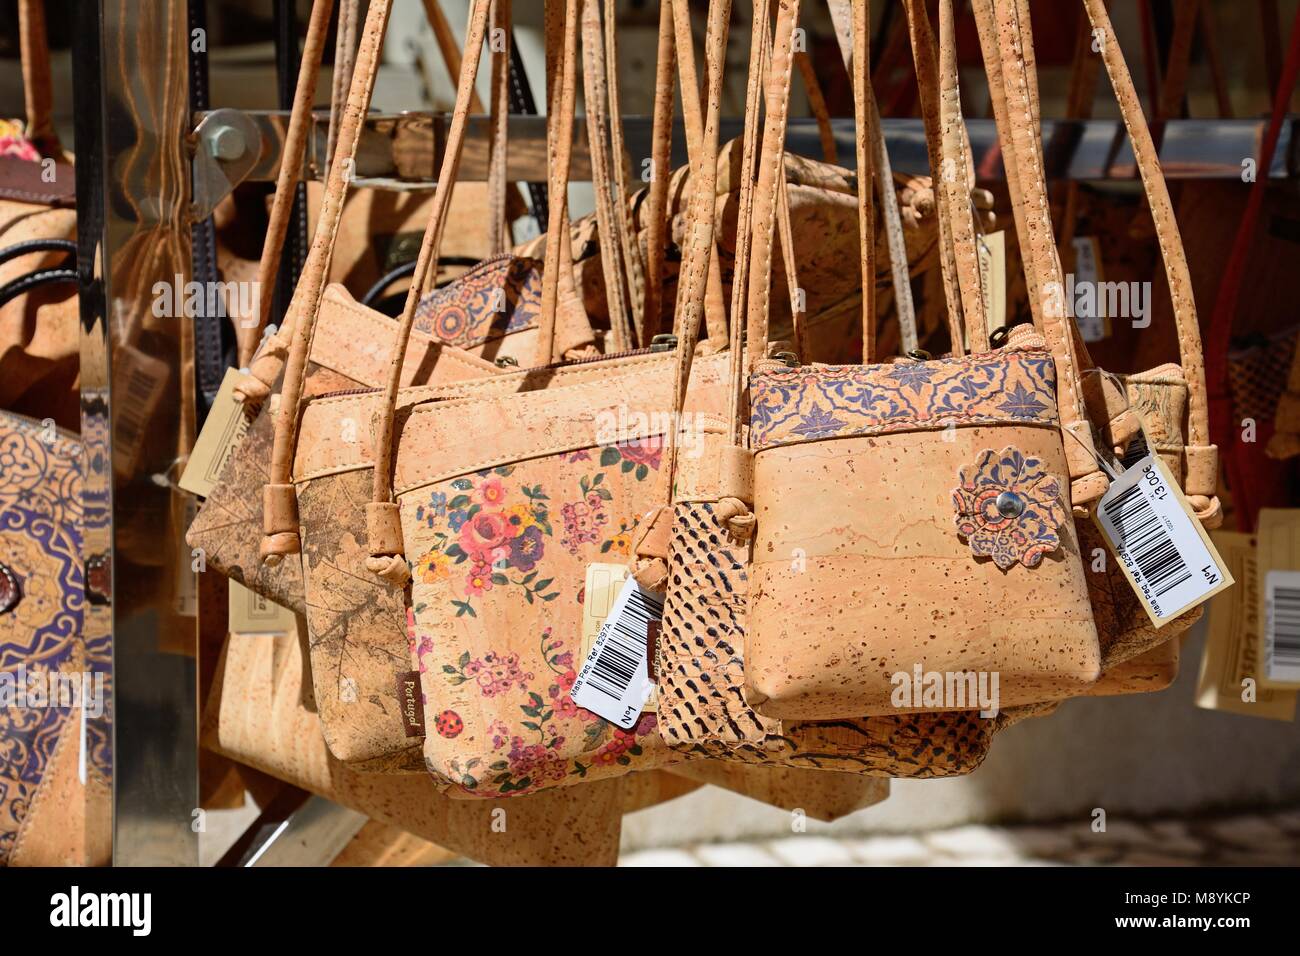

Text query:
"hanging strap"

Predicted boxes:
[[967, 0, 1100, 490], [603, 0, 647, 341], [581, 0, 634, 351], [260, 0, 397, 564], [1074, 0, 1217, 515], [641, 0, 677, 343], [487, 0, 512, 255], [671, 0, 730, 355], [234, 0, 334, 375], [794, 49, 838, 164], [628, 0, 735, 591], [826, 0, 919, 358], [17, 0, 58, 152], [327, 0, 362, 168], [347, 0, 583, 577], [725, 0, 772, 444]]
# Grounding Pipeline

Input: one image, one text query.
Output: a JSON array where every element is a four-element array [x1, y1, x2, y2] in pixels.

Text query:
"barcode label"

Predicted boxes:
[[570, 576, 662, 728], [1095, 454, 1232, 624], [111, 346, 168, 478], [1264, 570, 1300, 685]]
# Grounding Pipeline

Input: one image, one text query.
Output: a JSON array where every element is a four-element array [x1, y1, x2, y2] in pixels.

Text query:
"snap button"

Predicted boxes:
[[0, 563, 20, 614], [996, 491, 1026, 519]]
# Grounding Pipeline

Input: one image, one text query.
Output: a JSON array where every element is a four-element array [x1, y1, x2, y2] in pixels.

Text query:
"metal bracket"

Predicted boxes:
[[191, 108, 263, 220]]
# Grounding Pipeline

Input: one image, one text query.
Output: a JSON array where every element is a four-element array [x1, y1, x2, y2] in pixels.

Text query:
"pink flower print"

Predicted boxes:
[[560, 499, 606, 555], [489, 720, 511, 750], [459, 510, 513, 563], [474, 650, 531, 697], [616, 435, 663, 470], [465, 564, 494, 596], [477, 477, 507, 507], [416, 636, 434, 673]]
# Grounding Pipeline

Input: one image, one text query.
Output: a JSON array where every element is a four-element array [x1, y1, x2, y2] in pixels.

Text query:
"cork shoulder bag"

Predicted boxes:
[[971, 0, 1221, 695], [257, 0, 731, 779], [644, 0, 1018, 776], [736, 0, 1107, 721], [204, 628, 627, 866]]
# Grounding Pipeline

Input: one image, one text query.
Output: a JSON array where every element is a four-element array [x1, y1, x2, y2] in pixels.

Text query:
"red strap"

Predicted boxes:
[[1206, 5, 1300, 453]]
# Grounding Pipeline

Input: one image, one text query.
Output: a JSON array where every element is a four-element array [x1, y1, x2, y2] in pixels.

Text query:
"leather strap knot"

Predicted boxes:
[[366, 501, 408, 585], [714, 496, 755, 540], [260, 483, 300, 565], [1188, 494, 1223, 530], [232, 372, 272, 406], [365, 553, 412, 587]]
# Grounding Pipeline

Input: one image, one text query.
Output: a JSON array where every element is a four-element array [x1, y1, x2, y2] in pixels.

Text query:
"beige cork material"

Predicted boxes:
[[656, 498, 1002, 778], [745, 420, 1100, 720], [204, 630, 625, 866]]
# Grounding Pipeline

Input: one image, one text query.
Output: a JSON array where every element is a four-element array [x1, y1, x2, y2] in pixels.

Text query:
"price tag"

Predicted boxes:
[[1095, 455, 1233, 626], [1069, 236, 1109, 342], [179, 368, 255, 497], [571, 575, 662, 728], [1195, 531, 1297, 720]]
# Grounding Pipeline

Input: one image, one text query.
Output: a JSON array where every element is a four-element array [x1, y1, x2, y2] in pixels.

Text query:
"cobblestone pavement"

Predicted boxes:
[[617, 807, 1300, 866]]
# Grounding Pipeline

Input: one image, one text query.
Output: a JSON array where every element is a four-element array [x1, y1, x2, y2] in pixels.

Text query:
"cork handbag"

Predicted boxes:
[[1077, 0, 1220, 676], [644, 0, 1017, 776], [731, 0, 1108, 721], [275, 0, 743, 797], [0, 412, 111, 866], [972, 0, 1221, 685], [248, 0, 730, 781], [205, 627, 627, 866], [187, 0, 557, 611]]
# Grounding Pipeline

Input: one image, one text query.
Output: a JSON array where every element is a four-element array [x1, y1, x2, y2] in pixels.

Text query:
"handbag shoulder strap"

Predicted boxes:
[[261, 0, 397, 566], [901, 0, 964, 352], [969, 0, 1101, 489], [670, 0, 731, 355], [641, 0, 678, 343], [826, 0, 920, 358], [350, 0, 577, 578], [235, 0, 334, 373], [1082, 0, 1220, 514], [581, 0, 634, 351]]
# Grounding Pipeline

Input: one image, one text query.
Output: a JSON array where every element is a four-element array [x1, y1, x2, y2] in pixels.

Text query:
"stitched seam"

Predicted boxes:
[[753, 414, 1060, 453]]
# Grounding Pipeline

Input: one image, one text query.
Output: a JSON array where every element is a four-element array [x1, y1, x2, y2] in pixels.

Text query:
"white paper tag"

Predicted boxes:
[[1095, 455, 1233, 625], [1070, 236, 1109, 343], [1264, 569, 1300, 685], [570, 576, 662, 728]]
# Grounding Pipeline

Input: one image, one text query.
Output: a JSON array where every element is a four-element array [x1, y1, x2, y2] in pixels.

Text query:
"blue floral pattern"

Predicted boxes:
[[951, 447, 1066, 570], [749, 345, 1058, 451]]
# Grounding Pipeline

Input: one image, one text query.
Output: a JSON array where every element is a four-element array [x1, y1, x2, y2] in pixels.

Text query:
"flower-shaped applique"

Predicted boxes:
[[951, 447, 1066, 570]]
